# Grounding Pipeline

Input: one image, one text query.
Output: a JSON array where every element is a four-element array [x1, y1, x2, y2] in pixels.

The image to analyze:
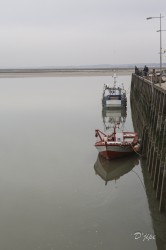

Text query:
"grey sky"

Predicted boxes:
[[0, 0, 166, 68]]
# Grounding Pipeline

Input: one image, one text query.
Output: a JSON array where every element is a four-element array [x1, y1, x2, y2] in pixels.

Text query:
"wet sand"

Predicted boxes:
[[0, 68, 134, 78]]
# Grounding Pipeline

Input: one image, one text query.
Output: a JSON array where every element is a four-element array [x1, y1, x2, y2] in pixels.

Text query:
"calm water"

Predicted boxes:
[[0, 75, 162, 250]]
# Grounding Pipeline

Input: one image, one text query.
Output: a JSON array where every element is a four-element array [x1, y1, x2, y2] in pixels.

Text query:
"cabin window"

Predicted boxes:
[[116, 132, 123, 142]]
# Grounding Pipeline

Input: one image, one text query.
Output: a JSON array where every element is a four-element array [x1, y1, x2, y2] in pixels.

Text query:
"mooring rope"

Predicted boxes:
[[131, 169, 146, 192]]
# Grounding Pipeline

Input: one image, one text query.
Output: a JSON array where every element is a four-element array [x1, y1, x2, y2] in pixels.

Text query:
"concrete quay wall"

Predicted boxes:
[[130, 73, 166, 212]]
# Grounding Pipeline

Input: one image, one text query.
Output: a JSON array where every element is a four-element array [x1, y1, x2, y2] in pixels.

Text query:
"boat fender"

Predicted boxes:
[[134, 144, 141, 152]]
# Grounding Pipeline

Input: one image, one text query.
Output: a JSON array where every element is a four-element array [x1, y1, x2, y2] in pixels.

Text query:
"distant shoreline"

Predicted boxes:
[[0, 68, 134, 78]]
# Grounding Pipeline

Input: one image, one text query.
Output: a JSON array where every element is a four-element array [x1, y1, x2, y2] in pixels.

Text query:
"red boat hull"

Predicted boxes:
[[99, 150, 134, 160]]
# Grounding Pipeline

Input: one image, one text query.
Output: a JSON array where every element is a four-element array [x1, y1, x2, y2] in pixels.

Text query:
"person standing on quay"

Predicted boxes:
[[143, 65, 149, 76]]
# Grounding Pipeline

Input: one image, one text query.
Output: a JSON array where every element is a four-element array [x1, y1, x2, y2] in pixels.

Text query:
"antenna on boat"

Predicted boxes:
[[112, 71, 117, 88]]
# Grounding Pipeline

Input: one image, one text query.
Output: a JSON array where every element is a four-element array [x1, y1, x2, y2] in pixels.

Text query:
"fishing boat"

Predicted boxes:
[[94, 126, 140, 160], [102, 72, 127, 108]]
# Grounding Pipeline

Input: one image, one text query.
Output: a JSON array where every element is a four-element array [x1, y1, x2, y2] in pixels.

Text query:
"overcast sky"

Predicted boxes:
[[0, 0, 166, 68]]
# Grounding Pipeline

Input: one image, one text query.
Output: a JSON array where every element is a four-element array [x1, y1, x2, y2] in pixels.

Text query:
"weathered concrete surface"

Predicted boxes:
[[131, 73, 166, 213]]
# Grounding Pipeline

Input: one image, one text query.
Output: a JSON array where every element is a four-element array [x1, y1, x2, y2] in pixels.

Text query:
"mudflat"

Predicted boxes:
[[0, 68, 134, 78]]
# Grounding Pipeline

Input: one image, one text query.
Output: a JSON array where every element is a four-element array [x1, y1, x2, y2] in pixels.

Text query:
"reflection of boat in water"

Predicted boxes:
[[94, 153, 139, 185], [102, 72, 127, 108], [95, 127, 140, 160], [102, 107, 127, 132]]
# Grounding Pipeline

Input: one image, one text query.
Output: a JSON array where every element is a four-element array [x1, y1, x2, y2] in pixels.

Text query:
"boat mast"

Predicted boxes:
[[113, 71, 117, 88], [113, 125, 116, 141]]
